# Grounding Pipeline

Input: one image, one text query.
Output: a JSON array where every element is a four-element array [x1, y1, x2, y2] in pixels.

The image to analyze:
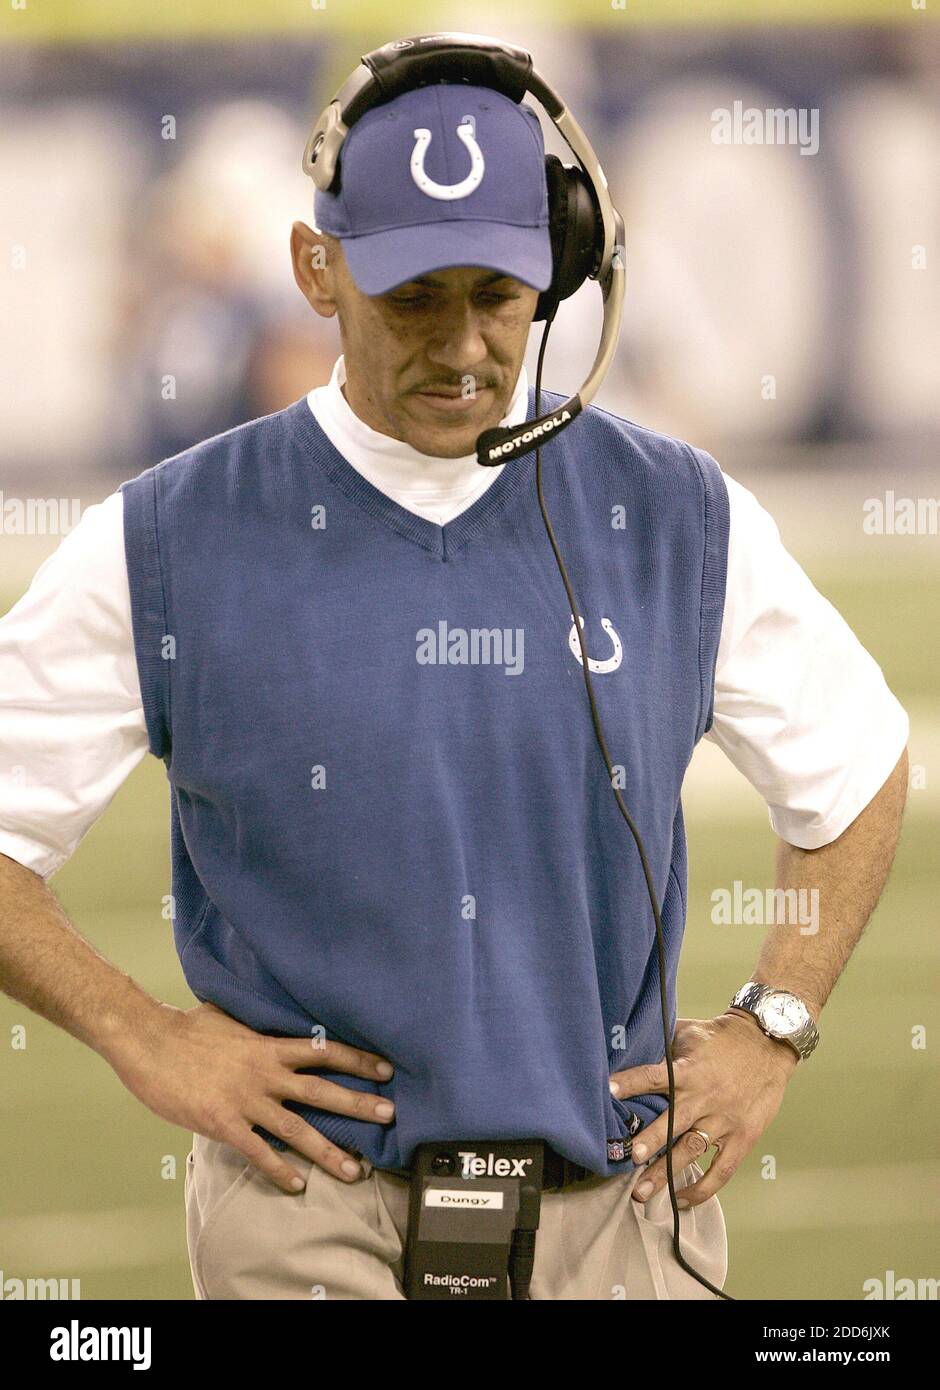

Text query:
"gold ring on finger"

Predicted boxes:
[[688, 1127, 713, 1154]]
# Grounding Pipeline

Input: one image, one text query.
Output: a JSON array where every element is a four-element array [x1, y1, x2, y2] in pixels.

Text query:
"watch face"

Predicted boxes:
[[758, 991, 809, 1037]]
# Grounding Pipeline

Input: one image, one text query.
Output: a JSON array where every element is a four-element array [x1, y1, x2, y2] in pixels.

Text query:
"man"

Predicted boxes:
[[0, 71, 909, 1302]]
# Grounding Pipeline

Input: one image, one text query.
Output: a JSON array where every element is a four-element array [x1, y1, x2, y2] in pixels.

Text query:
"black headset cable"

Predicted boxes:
[[529, 313, 733, 1301]]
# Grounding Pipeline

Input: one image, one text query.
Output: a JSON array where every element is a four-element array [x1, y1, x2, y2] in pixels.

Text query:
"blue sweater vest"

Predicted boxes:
[[121, 387, 729, 1175]]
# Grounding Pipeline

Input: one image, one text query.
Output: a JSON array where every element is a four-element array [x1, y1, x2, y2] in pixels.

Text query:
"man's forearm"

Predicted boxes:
[[0, 851, 166, 1062], [729, 746, 909, 1025]]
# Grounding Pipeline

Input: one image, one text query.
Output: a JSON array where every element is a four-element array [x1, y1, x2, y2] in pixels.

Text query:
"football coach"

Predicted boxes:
[[0, 34, 909, 1300]]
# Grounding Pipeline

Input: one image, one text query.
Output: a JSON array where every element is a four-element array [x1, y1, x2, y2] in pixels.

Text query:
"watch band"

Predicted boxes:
[[728, 981, 820, 1062]]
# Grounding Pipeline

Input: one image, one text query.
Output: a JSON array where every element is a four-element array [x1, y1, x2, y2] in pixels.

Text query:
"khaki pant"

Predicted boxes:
[[184, 1131, 728, 1300]]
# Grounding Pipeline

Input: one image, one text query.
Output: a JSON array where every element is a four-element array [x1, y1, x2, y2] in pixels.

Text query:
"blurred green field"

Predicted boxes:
[[0, 0, 920, 45], [0, 554, 937, 1301]]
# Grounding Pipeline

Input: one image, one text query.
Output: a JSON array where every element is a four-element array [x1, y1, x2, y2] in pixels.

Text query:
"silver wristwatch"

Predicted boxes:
[[728, 981, 819, 1062]]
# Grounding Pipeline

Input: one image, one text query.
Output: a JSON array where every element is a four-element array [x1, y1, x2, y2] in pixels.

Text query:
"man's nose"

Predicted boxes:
[[424, 303, 489, 375]]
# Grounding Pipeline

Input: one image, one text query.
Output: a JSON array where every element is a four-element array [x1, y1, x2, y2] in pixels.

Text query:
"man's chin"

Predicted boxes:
[[400, 391, 504, 458], [408, 427, 485, 459]]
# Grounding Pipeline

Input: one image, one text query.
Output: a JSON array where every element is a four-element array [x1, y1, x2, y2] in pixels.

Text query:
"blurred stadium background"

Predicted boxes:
[[1, 1, 937, 1300]]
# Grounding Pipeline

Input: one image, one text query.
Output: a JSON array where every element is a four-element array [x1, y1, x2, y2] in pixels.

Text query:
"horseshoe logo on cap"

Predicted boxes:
[[410, 116, 485, 201], [568, 614, 623, 674]]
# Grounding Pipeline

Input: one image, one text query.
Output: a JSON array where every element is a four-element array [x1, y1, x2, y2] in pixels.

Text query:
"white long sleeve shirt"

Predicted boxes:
[[0, 355, 909, 878]]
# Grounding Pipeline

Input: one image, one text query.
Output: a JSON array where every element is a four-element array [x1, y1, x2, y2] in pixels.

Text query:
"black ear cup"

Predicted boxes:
[[534, 153, 604, 321]]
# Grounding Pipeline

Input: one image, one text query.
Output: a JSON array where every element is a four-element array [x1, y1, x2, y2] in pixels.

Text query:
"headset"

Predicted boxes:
[[303, 32, 732, 1302]]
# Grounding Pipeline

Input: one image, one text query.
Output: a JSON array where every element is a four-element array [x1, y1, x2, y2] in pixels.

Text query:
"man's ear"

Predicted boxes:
[[291, 221, 338, 319]]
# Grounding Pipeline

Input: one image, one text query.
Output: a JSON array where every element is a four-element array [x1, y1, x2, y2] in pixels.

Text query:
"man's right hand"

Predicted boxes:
[[104, 1000, 395, 1193]]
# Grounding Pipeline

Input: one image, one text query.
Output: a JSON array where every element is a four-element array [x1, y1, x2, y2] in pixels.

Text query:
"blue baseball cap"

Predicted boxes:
[[314, 82, 554, 296]]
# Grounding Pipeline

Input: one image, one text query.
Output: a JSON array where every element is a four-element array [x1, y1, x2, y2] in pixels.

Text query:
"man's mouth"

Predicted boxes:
[[411, 386, 492, 415]]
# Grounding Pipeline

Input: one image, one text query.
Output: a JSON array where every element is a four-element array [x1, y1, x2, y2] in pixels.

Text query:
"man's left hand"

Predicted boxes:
[[609, 1011, 799, 1208]]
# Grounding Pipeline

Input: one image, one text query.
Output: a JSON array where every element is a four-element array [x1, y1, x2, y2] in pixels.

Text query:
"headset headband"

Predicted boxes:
[[302, 32, 625, 465]]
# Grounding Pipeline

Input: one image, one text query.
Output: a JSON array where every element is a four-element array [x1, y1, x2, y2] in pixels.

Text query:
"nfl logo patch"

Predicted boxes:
[[608, 1110, 643, 1162]]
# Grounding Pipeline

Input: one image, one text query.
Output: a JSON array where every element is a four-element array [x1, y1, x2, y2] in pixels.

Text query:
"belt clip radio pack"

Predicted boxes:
[[403, 1139, 545, 1300]]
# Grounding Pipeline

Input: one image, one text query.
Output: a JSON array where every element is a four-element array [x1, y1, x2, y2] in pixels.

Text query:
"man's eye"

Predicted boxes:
[[389, 290, 517, 309]]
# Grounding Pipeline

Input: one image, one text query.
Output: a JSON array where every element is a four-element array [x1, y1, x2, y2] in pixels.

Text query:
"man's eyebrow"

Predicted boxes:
[[393, 271, 516, 291]]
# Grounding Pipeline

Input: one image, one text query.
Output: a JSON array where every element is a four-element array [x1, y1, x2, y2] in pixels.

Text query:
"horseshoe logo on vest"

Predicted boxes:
[[568, 614, 623, 674], [410, 117, 485, 201]]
